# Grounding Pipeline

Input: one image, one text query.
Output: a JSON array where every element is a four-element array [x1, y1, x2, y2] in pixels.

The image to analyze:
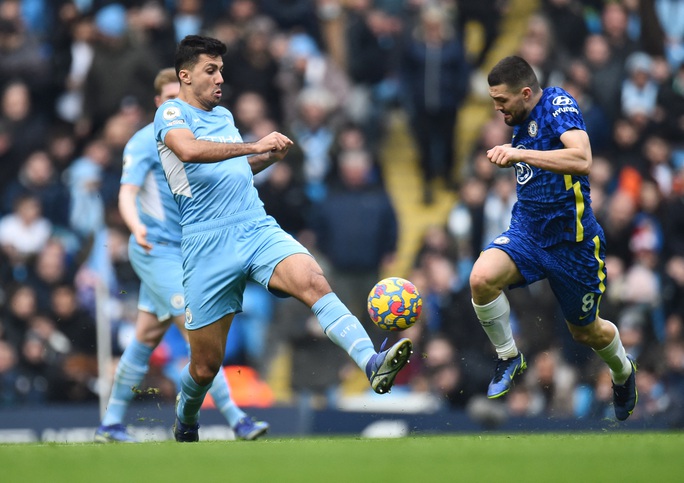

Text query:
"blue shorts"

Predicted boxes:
[[128, 239, 185, 321], [181, 208, 310, 330], [485, 225, 607, 326]]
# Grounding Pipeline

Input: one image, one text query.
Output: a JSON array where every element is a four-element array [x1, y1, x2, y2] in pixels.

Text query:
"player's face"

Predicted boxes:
[[183, 54, 224, 110], [489, 84, 528, 126]]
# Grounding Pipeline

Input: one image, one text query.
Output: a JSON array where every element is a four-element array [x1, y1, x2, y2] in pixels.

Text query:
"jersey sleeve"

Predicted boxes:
[[154, 99, 191, 145], [546, 88, 586, 138]]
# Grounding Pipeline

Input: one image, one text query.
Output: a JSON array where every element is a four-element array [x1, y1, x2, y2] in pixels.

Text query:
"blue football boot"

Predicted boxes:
[[233, 417, 269, 441], [487, 352, 526, 399], [612, 355, 638, 421]]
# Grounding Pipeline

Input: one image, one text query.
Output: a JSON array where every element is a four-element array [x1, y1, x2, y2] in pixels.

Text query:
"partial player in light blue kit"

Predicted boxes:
[[95, 68, 268, 443], [154, 36, 413, 442], [469, 56, 637, 421]]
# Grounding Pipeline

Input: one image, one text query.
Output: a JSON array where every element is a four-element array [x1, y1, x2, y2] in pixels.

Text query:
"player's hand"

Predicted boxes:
[[133, 224, 153, 252], [486, 143, 519, 168], [256, 131, 293, 154], [268, 145, 290, 162]]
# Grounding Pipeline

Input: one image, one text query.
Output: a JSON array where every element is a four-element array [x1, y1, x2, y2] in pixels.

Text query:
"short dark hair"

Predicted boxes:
[[488, 56, 540, 92], [174, 35, 227, 75]]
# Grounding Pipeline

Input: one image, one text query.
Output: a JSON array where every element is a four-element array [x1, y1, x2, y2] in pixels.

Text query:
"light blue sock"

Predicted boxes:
[[101, 339, 153, 426], [208, 370, 246, 427], [177, 364, 213, 425], [312, 292, 376, 371]]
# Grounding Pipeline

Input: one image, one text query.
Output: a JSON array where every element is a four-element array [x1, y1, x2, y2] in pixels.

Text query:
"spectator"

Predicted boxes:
[[50, 283, 96, 355], [309, 148, 398, 341], [447, 177, 487, 261], [277, 31, 352, 129], [2, 150, 71, 228], [223, 18, 282, 122], [654, 0, 684, 69], [27, 238, 74, 311], [79, 3, 160, 137], [52, 13, 96, 125], [601, 1, 640, 64], [289, 87, 338, 202], [399, 4, 470, 203], [541, 0, 588, 59], [2, 284, 38, 347], [0, 12, 50, 95], [344, 2, 401, 151], [621, 52, 659, 121], [583, 33, 625, 125], [655, 62, 684, 159], [0, 80, 49, 192], [171, 0, 205, 43], [0, 194, 52, 274], [63, 138, 109, 239]]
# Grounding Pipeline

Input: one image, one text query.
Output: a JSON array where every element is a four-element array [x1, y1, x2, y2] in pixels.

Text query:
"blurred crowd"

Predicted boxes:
[[0, 0, 682, 428]]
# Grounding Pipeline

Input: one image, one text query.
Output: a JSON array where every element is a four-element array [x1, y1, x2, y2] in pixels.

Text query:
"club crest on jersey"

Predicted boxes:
[[515, 161, 534, 185], [493, 236, 510, 245], [185, 307, 193, 324], [527, 121, 538, 137], [163, 106, 180, 120]]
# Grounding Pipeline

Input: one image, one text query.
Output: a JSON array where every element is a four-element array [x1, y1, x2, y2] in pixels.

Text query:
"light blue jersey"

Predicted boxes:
[[154, 99, 263, 227], [154, 99, 309, 329], [121, 123, 181, 245], [121, 122, 185, 319]]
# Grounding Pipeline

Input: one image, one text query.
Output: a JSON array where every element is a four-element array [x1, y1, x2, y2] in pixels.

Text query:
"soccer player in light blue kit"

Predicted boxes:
[[154, 36, 413, 442], [95, 68, 269, 443], [469, 56, 638, 420]]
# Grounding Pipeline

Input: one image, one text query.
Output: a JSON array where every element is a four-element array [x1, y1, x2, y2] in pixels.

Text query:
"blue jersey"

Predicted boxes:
[[509, 86, 600, 247], [153, 99, 263, 227], [120, 123, 181, 245]]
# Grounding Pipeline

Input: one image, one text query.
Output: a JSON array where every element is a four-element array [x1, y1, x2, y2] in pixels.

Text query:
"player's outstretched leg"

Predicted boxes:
[[612, 355, 638, 421], [487, 352, 526, 399], [365, 338, 413, 394], [312, 292, 413, 395]]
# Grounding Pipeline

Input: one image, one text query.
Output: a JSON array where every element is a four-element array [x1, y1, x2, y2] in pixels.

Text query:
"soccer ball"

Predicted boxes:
[[367, 277, 422, 331]]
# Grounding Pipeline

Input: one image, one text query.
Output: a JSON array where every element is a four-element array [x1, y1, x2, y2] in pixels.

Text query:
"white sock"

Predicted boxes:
[[594, 322, 632, 385], [472, 293, 518, 359]]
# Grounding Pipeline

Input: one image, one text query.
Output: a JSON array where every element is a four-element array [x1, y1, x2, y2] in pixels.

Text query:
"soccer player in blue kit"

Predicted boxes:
[[154, 36, 413, 442], [469, 56, 638, 420], [95, 68, 269, 443]]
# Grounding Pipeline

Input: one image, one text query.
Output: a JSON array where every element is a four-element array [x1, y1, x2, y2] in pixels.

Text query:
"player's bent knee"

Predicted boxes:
[[191, 363, 221, 386], [567, 324, 596, 346]]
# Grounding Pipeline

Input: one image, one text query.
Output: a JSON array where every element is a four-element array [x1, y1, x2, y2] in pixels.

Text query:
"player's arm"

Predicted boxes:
[[118, 183, 153, 252], [487, 129, 592, 175], [164, 129, 293, 164]]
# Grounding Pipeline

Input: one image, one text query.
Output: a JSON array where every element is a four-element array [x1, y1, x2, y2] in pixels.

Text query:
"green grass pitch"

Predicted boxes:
[[1, 432, 682, 482]]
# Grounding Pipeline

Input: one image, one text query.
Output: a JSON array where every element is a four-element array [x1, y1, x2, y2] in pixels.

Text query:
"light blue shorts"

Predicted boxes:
[[181, 208, 310, 330], [128, 238, 185, 322]]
